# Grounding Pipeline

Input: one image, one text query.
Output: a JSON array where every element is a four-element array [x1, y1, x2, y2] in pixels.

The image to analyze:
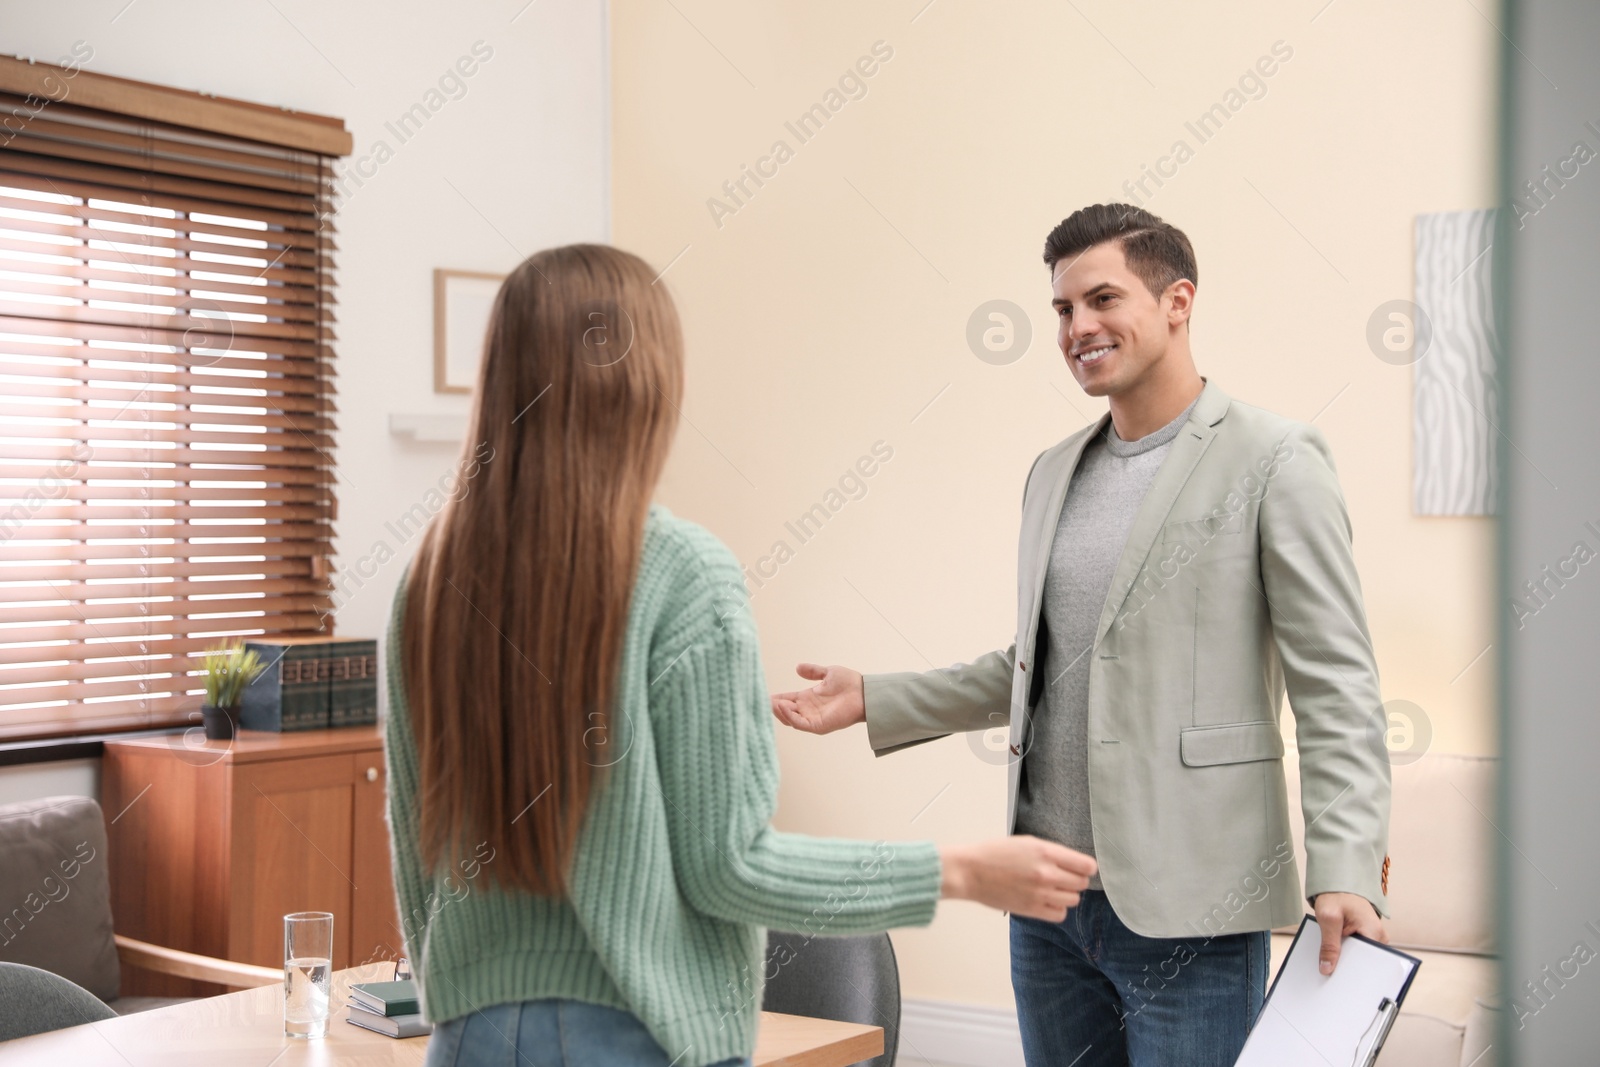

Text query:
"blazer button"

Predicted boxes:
[[1008, 744, 1020, 756], [1019, 661, 1027, 671]]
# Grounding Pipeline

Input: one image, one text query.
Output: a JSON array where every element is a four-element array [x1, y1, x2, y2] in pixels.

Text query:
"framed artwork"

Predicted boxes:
[[432, 269, 505, 394], [1412, 209, 1500, 516]]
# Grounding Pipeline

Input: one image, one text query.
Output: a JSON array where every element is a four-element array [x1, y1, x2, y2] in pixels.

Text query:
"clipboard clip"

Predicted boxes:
[[1351, 996, 1399, 1067]]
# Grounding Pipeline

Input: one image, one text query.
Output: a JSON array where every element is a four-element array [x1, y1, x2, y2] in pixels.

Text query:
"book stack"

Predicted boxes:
[[346, 978, 432, 1039], [239, 636, 379, 732]]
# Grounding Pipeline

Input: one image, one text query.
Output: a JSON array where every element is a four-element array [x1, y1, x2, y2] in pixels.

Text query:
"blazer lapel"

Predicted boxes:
[[1091, 379, 1232, 650]]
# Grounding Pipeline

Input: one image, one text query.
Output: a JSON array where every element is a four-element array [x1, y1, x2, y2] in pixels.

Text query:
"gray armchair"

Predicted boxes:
[[0, 961, 116, 1041], [761, 930, 901, 1067], [0, 795, 278, 1034]]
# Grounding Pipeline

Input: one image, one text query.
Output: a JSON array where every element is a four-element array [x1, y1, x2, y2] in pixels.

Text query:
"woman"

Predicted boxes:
[[384, 244, 1095, 1067]]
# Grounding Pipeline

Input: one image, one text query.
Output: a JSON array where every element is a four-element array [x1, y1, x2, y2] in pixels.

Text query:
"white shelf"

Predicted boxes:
[[388, 412, 468, 443]]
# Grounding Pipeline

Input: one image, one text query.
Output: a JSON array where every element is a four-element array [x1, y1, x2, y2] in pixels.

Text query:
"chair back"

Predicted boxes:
[[761, 931, 901, 1067], [0, 796, 120, 1002], [0, 961, 116, 1041]]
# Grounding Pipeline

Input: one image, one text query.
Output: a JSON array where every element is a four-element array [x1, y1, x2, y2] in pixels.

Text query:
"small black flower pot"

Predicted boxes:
[[200, 703, 239, 741]]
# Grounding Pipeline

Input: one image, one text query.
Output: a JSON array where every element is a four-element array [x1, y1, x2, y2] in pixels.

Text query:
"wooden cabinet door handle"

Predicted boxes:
[[365, 766, 378, 782]]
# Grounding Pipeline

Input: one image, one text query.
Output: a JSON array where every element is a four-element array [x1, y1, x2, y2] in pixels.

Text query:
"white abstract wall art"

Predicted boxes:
[[1413, 209, 1501, 516]]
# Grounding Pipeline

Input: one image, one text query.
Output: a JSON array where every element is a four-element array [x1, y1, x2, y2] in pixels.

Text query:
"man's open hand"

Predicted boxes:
[[1312, 891, 1387, 975], [770, 663, 866, 735]]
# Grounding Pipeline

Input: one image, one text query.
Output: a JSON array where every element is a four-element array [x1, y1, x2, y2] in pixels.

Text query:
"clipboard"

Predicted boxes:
[[1234, 914, 1422, 1067]]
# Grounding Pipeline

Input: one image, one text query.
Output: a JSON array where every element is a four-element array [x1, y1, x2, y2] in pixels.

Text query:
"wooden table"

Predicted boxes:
[[0, 964, 883, 1067]]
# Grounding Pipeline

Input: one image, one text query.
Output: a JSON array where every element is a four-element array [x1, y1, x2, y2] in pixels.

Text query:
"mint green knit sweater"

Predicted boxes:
[[382, 502, 943, 1066]]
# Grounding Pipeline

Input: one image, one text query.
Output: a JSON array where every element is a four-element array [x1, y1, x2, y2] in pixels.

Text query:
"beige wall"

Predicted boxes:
[[612, 0, 1499, 1007]]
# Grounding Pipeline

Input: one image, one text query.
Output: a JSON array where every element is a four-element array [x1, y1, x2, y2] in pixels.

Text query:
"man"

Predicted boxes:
[[771, 203, 1391, 1066]]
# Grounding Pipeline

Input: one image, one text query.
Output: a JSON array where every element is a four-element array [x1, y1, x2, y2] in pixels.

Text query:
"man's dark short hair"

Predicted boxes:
[[1042, 203, 1197, 304]]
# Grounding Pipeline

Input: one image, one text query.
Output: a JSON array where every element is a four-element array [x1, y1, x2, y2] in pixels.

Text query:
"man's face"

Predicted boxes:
[[1051, 241, 1182, 398]]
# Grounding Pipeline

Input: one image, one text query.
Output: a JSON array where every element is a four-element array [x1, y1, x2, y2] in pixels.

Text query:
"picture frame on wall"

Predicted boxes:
[[433, 268, 506, 394]]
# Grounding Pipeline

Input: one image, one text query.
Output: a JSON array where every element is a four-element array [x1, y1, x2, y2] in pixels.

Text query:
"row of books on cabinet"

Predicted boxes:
[[240, 636, 378, 731]]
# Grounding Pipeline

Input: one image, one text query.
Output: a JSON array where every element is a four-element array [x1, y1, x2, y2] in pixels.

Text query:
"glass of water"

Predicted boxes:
[[283, 911, 334, 1039]]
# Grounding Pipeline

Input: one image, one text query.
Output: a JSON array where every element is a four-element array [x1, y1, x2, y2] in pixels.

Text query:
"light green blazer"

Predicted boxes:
[[862, 379, 1391, 937]]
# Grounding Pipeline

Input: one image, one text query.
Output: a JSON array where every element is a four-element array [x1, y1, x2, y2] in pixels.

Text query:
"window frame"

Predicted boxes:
[[0, 51, 351, 742]]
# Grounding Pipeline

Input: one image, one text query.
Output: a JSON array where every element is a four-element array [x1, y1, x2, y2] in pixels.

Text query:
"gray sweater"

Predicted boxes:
[[1013, 393, 1201, 891]]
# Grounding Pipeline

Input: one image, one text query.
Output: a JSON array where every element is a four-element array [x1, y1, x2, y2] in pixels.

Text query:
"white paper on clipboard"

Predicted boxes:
[[1234, 914, 1422, 1067]]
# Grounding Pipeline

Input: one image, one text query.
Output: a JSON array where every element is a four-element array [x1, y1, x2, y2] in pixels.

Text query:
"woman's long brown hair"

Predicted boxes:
[[402, 245, 683, 894]]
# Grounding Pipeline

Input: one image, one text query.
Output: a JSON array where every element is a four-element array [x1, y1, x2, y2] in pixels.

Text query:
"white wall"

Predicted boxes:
[[0, 758, 97, 806], [2, 0, 612, 644]]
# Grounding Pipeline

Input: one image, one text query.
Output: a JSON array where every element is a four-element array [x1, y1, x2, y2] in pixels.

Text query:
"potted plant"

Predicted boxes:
[[200, 639, 267, 740]]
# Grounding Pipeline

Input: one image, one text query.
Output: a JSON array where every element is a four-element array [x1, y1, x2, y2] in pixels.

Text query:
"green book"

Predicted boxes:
[[328, 639, 378, 727], [349, 979, 420, 1017], [303, 642, 336, 729], [347, 1004, 432, 1038]]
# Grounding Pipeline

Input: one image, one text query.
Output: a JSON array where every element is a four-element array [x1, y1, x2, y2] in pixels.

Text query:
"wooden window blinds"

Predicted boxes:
[[0, 54, 352, 741]]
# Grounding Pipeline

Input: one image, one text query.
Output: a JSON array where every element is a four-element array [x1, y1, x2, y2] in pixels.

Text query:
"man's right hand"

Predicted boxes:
[[770, 662, 866, 735]]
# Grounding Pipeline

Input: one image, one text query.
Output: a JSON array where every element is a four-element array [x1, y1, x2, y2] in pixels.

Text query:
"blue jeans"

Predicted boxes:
[[1010, 890, 1269, 1067], [424, 998, 751, 1067]]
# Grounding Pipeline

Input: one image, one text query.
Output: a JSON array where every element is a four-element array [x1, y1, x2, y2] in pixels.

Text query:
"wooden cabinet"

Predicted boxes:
[[103, 726, 402, 997]]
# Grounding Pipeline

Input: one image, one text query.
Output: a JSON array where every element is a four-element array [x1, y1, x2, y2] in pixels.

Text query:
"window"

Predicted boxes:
[[0, 54, 351, 740]]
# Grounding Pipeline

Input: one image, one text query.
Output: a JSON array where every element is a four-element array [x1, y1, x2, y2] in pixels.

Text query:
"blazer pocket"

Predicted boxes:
[[1179, 720, 1285, 766], [1161, 512, 1244, 542]]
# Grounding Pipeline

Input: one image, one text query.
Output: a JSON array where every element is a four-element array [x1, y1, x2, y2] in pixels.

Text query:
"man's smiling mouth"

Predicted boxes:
[[1074, 342, 1117, 365]]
